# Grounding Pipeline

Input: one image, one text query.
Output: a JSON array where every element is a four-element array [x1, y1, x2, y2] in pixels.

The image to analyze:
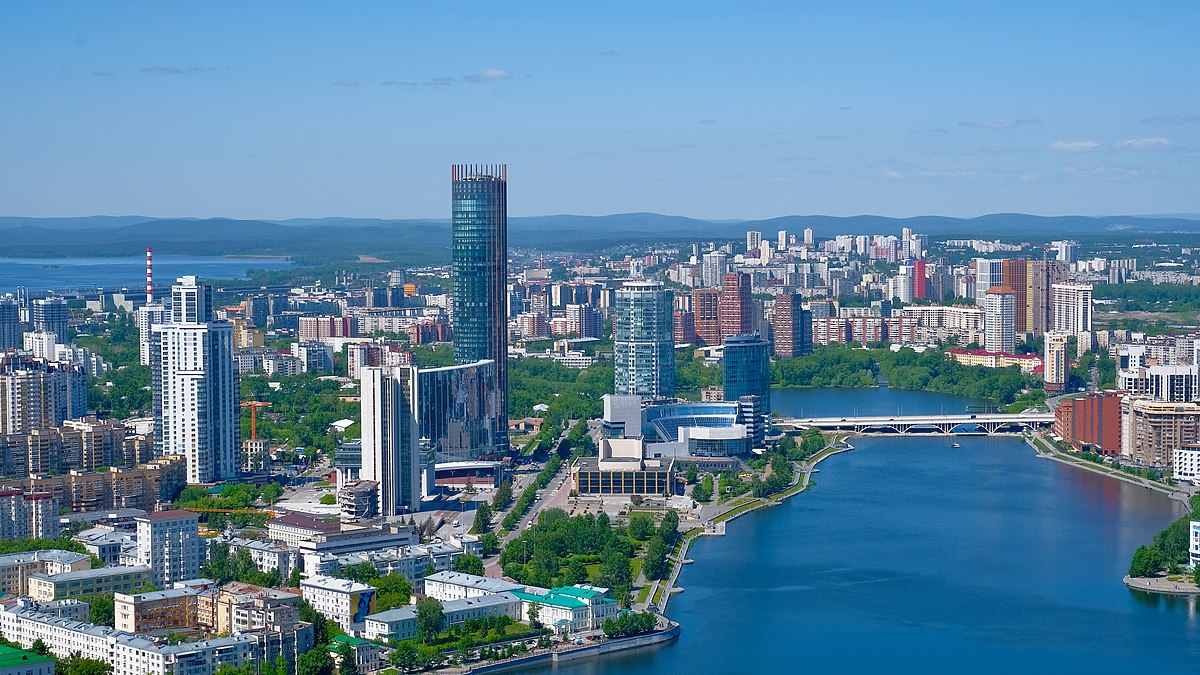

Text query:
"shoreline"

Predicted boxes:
[[1021, 432, 1193, 508], [1123, 575, 1200, 596]]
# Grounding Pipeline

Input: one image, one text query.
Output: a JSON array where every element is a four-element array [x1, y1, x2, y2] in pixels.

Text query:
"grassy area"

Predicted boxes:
[[630, 557, 643, 582], [636, 586, 651, 604]]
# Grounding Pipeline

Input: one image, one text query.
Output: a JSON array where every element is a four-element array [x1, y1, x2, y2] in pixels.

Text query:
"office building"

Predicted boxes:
[[152, 276, 239, 484], [1044, 332, 1069, 393], [360, 366, 421, 516], [723, 334, 771, 412], [135, 510, 201, 587], [0, 354, 87, 436], [613, 281, 675, 399], [415, 360, 502, 462], [423, 571, 524, 602], [718, 273, 751, 342], [1051, 283, 1093, 337], [983, 287, 1016, 354], [451, 164, 509, 452], [974, 259, 1003, 305], [571, 438, 675, 497], [28, 565, 153, 600], [30, 299, 68, 343], [364, 593, 522, 642]]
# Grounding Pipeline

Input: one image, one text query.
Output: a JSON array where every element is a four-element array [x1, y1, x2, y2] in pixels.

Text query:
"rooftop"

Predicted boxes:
[[31, 565, 151, 583], [136, 509, 198, 522], [0, 644, 53, 668], [301, 575, 375, 593], [118, 588, 197, 602], [270, 512, 341, 532], [424, 571, 523, 594], [0, 549, 91, 567]]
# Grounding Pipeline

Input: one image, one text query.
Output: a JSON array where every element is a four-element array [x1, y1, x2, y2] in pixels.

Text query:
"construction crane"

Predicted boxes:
[[241, 401, 272, 441]]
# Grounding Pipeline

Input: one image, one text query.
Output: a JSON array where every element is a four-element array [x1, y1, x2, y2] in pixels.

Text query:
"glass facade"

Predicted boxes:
[[723, 334, 771, 411], [614, 281, 675, 398], [416, 359, 501, 461], [451, 165, 509, 451]]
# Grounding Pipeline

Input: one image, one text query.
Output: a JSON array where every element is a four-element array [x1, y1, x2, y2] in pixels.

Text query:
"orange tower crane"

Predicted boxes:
[[241, 401, 272, 440]]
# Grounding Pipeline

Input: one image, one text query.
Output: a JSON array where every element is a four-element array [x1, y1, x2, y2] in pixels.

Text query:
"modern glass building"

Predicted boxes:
[[415, 359, 502, 462], [614, 280, 675, 399], [360, 365, 420, 516], [723, 333, 771, 412], [451, 164, 509, 451]]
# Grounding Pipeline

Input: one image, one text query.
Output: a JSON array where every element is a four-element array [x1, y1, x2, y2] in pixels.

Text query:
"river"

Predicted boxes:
[[0, 255, 293, 293], [525, 387, 1200, 674]]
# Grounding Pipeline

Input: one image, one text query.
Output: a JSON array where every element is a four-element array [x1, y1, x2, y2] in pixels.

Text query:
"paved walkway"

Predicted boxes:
[[1124, 575, 1200, 595]]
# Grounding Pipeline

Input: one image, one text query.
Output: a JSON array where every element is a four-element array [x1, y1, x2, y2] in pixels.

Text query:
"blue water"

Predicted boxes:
[[526, 389, 1198, 674], [0, 255, 293, 293]]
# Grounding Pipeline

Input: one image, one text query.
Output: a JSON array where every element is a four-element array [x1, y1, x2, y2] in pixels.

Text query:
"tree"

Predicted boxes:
[[527, 601, 541, 627], [627, 512, 655, 541], [421, 563, 436, 578], [480, 532, 500, 555], [389, 643, 419, 673], [370, 573, 413, 612], [470, 501, 492, 534], [59, 654, 113, 675], [297, 598, 330, 646], [415, 597, 445, 643], [30, 639, 50, 656], [339, 562, 381, 583], [85, 593, 115, 626], [685, 464, 699, 485], [643, 536, 669, 581], [288, 568, 303, 587], [452, 554, 484, 576], [564, 557, 590, 584], [1128, 545, 1163, 578], [334, 640, 360, 675], [297, 647, 335, 675], [658, 509, 680, 545]]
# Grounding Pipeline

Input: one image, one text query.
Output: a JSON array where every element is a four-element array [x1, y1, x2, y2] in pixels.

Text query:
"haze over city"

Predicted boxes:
[[2, 1, 1198, 220]]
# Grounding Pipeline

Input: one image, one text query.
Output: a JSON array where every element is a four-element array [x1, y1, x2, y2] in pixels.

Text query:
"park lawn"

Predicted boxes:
[[630, 557, 643, 581], [636, 586, 651, 604]]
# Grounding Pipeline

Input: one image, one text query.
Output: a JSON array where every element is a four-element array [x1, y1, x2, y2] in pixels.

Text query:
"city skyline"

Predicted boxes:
[[1, 2, 1198, 220]]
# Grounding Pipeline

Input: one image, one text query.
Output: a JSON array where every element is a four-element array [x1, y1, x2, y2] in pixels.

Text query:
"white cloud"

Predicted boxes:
[[1049, 140, 1101, 153], [1113, 137, 1171, 150], [463, 69, 512, 83], [329, 79, 361, 87]]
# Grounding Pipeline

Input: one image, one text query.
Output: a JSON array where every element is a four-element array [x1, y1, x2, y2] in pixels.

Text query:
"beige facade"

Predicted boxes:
[[0, 551, 91, 597], [14, 456, 185, 512], [196, 583, 302, 636], [1121, 398, 1200, 469], [114, 588, 198, 633], [28, 565, 152, 601]]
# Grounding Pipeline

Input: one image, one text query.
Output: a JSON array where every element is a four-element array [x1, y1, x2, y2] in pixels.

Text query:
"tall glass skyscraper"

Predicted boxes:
[[614, 280, 675, 399], [723, 333, 771, 411], [452, 164, 509, 450]]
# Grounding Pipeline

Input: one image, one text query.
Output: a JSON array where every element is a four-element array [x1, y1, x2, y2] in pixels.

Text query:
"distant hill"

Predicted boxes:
[[1, 212, 1197, 262]]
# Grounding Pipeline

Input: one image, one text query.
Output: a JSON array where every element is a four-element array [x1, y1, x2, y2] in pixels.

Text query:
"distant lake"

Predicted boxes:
[[0, 256, 293, 294]]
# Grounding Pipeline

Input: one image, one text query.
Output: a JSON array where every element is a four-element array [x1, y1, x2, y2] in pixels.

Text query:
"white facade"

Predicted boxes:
[[135, 510, 201, 587], [423, 571, 524, 602], [360, 366, 421, 516], [0, 490, 58, 541], [1173, 447, 1200, 486], [1190, 521, 1200, 568], [983, 288, 1015, 354], [1051, 283, 1093, 336], [300, 575, 377, 631], [363, 593, 521, 641], [136, 304, 166, 366]]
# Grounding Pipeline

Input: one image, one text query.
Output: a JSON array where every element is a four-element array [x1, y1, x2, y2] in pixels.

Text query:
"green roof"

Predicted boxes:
[[331, 635, 368, 647], [552, 586, 603, 599], [0, 644, 53, 669], [511, 590, 587, 609]]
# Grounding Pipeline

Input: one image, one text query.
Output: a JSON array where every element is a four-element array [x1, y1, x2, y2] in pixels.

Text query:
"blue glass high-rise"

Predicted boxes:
[[451, 164, 509, 451]]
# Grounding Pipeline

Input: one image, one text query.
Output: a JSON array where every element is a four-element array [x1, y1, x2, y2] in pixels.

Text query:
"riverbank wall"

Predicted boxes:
[[1124, 575, 1200, 596], [462, 623, 681, 674], [1022, 432, 1194, 508]]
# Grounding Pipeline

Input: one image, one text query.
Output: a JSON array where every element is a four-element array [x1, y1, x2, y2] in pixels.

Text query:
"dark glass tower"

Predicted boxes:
[[452, 164, 509, 450]]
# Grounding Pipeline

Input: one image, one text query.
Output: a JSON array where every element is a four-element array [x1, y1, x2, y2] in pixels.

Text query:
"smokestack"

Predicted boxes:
[[146, 247, 154, 305]]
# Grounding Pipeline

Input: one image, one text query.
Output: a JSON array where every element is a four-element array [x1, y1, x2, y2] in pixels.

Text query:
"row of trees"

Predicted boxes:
[[1128, 494, 1200, 582], [601, 611, 657, 637], [500, 454, 563, 531], [500, 508, 633, 599], [641, 509, 680, 582]]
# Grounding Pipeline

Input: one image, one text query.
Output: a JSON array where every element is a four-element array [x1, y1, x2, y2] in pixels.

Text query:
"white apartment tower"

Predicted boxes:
[[135, 509, 201, 586], [745, 231, 762, 253], [974, 259, 1003, 305], [1051, 283, 1093, 336], [360, 365, 421, 516], [983, 287, 1016, 354], [152, 276, 239, 484]]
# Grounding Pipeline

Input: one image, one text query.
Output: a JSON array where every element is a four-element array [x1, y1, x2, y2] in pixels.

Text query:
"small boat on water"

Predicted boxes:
[[951, 442, 961, 448]]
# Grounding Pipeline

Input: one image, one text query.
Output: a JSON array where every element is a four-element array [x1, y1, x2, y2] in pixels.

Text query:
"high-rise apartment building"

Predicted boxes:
[[983, 287, 1016, 354], [0, 354, 87, 436], [360, 365, 420, 516], [613, 281, 674, 399], [692, 289, 721, 346], [1044, 332, 1069, 393], [777, 230, 788, 250], [772, 294, 812, 357], [803, 228, 814, 247], [565, 304, 602, 338], [135, 510, 201, 586], [913, 259, 927, 300], [0, 299, 21, 350], [0, 489, 58, 540], [451, 164, 509, 451], [30, 299, 68, 343], [136, 304, 166, 366], [1000, 259, 1031, 333], [1051, 283, 1093, 336], [701, 252, 726, 288], [152, 276, 238, 484], [723, 334, 771, 412], [718, 273, 751, 342], [1029, 259, 1069, 335], [745, 231, 762, 253]]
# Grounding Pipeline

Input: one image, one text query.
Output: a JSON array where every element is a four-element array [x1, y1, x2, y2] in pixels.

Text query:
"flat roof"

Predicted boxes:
[[136, 509, 198, 522], [32, 565, 151, 583], [0, 644, 53, 668]]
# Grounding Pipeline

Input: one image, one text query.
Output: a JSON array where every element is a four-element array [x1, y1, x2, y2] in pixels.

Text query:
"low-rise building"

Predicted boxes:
[[510, 585, 619, 633], [1174, 445, 1200, 486], [197, 583, 302, 636], [1190, 521, 1200, 569], [214, 537, 298, 582], [945, 348, 1043, 373], [423, 571, 524, 602], [28, 565, 152, 601], [572, 438, 675, 496], [300, 575, 376, 632], [328, 635, 385, 674], [362, 593, 521, 641], [114, 588, 198, 633], [0, 643, 54, 675], [0, 551, 91, 597]]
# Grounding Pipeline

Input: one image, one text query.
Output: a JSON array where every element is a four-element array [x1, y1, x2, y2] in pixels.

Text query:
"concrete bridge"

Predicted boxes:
[[776, 411, 1055, 434]]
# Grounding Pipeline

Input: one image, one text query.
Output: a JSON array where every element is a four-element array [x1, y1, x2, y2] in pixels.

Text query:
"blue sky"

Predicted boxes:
[[1, 1, 1197, 220]]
